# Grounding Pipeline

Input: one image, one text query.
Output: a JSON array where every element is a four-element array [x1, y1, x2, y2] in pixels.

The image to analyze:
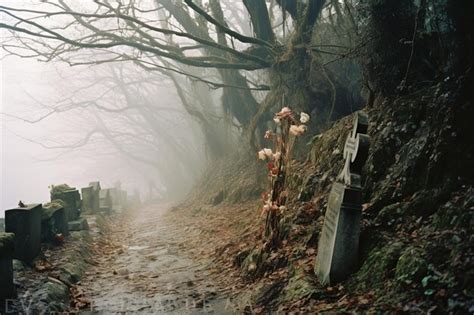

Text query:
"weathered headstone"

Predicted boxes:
[[89, 181, 101, 213], [99, 189, 112, 213], [41, 202, 69, 242], [0, 219, 4, 232], [315, 111, 370, 284], [81, 186, 94, 214], [52, 190, 81, 221], [106, 188, 122, 212], [5, 204, 42, 262], [0, 232, 15, 303]]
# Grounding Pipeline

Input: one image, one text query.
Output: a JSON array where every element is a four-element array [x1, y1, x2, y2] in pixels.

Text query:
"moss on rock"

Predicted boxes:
[[353, 241, 404, 291], [395, 246, 427, 285]]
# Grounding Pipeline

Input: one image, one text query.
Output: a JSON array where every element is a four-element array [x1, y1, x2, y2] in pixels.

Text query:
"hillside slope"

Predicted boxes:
[[169, 70, 473, 313]]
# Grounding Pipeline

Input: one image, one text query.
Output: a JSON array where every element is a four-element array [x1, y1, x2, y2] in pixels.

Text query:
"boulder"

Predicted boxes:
[[68, 218, 89, 231]]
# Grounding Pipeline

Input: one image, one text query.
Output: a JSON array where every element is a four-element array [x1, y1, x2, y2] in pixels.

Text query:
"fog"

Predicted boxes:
[[0, 0, 268, 217], [1, 54, 208, 217]]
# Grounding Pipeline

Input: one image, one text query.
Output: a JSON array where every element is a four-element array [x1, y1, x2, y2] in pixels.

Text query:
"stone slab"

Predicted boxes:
[[5, 204, 42, 262], [41, 205, 69, 242], [81, 186, 94, 214], [53, 190, 81, 221], [68, 218, 89, 231], [0, 233, 15, 303], [315, 183, 362, 284]]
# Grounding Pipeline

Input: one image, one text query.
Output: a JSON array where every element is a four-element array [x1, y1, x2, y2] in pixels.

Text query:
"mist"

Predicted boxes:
[[1, 54, 209, 216]]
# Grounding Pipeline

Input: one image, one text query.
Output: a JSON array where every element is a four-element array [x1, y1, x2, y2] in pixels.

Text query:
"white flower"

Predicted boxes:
[[289, 125, 307, 136], [273, 152, 281, 161], [257, 150, 266, 160], [263, 148, 273, 158], [300, 112, 310, 124], [280, 107, 291, 114], [273, 117, 281, 124], [276, 106, 293, 119]]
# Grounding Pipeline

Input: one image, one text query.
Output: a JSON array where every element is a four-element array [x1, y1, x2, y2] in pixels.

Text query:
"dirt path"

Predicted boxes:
[[78, 204, 235, 314]]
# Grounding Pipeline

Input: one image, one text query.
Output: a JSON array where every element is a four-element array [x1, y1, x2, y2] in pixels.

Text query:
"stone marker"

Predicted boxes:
[[315, 111, 370, 285], [5, 204, 42, 262], [0, 232, 15, 302], [99, 189, 112, 213], [0, 219, 4, 232], [89, 181, 101, 213], [41, 202, 69, 242], [81, 186, 94, 214], [68, 218, 89, 231], [52, 190, 81, 221], [104, 188, 122, 212]]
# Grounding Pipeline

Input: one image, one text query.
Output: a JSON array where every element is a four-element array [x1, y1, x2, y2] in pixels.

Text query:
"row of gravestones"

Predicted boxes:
[[0, 181, 132, 303]]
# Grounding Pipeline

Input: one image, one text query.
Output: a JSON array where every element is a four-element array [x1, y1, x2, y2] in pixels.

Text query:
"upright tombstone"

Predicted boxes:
[[5, 204, 42, 262], [0, 232, 15, 302], [89, 181, 101, 213], [81, 186, 94, 214], [99, 189, 112, 213], [315, 111, 370, 285], [107, 188, 122, 213], [52, 189, 81, 221], [41, 201, 69, 242]]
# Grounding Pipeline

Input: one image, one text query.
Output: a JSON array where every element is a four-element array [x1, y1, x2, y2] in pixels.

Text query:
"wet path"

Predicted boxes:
[[79, 204, 233, 314]]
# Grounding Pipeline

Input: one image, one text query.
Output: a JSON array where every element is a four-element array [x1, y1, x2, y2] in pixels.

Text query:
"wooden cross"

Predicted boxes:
[[337, 112, 370, 189]]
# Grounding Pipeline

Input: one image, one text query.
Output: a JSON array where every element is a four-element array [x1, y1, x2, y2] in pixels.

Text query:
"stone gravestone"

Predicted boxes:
[[52, 189, 81, 221], [5, 204, 42, 262], [81, 186, 94, 214], [0, 232, 15, 303], [107, 188, 122, 213], [0, 219, 4, 232], [315, 111, 370, 285], [99, 189, 112, 214], [41, 202, 69, 242], [89, 181, 101, 213]]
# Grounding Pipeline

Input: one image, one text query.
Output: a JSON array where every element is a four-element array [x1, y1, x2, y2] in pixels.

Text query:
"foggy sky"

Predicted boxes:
[[0, 55, 195, 217]]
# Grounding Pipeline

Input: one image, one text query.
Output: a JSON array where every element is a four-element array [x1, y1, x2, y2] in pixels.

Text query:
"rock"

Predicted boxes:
[[0, 232, 15, 302], [279, 273, 322, 304], [68, 218, 89, 231], [353, 241, 404, 291], [395, 246, 427, 285], [241, 248, 268, 279], [212, 190, 225, 205], [30, 280, 69, 312], [12, 259, 25, 272]]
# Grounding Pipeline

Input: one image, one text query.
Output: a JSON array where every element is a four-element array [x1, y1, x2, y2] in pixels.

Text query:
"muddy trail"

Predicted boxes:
[[78, 205, 235, 314]]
